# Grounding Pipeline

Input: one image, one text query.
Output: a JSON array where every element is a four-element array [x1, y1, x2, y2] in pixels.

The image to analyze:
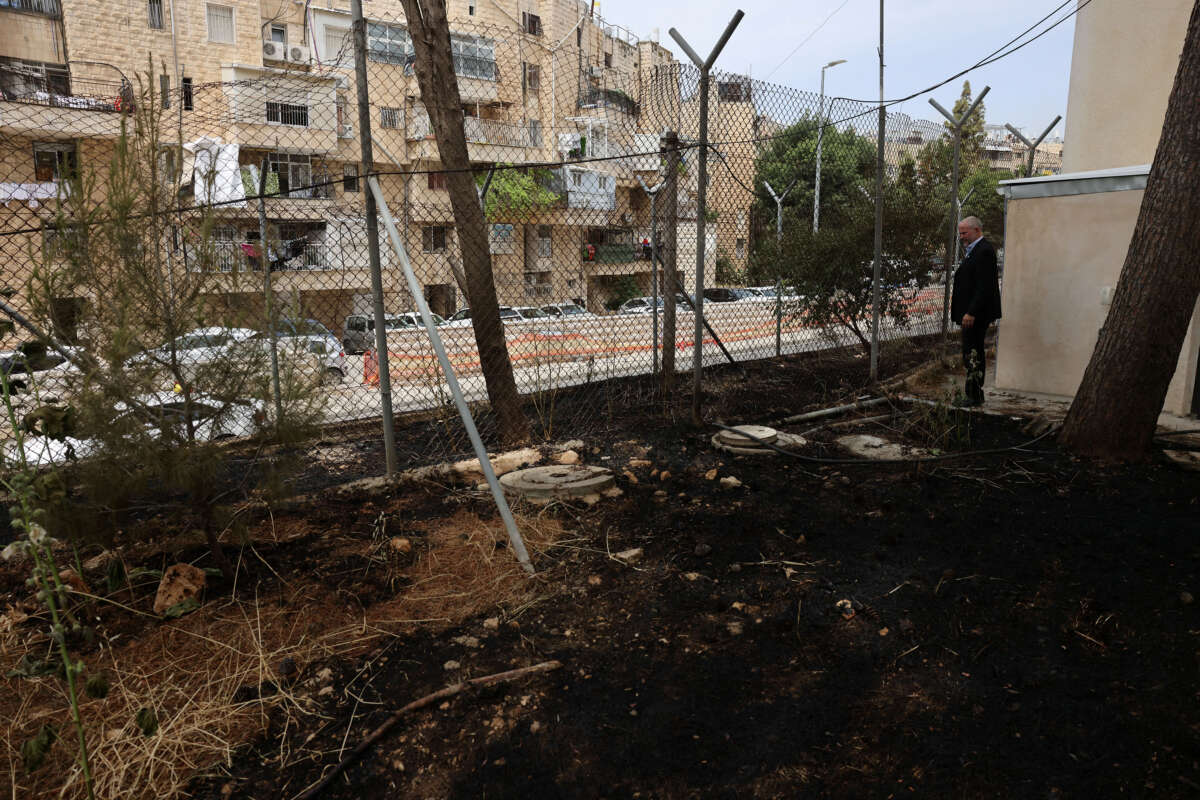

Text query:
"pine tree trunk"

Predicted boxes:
[[1059, 1, 1200, 460], [398, 0, 530, 445]]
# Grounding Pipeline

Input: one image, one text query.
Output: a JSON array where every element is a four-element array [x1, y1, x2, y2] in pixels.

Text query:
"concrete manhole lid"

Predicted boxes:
[[712, 425, 806, 455], [499, 464, 616, 499], [716, 425, 779, 447]]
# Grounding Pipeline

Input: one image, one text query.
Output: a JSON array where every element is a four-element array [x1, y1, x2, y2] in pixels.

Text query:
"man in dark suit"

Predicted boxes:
[[950, 216, 1001, 406]]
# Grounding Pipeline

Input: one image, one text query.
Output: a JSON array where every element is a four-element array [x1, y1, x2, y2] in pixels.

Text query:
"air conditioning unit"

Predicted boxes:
[[589, 65, 604, 78], [334, 75, 350, 90], [263, 41, 285, 61], [287, 45, 310, 64], [339, 123, 354, 139]]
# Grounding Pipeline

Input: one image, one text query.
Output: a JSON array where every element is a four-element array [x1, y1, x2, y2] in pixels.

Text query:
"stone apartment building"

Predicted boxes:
[[0, 0, 752, 340]]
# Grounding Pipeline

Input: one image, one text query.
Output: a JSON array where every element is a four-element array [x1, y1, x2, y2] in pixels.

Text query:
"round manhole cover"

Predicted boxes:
[[499, 464, 616, 499], [716, 425, 779, 447]]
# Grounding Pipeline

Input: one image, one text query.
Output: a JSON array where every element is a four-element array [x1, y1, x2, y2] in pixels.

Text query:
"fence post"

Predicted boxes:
[[775, 278, 782, 358], [660, 131, 679, 395], [352, 0, 397, 474]]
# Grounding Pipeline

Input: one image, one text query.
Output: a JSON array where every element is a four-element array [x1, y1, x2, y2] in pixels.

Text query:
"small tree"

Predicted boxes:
[[20, 73, 322, 580]]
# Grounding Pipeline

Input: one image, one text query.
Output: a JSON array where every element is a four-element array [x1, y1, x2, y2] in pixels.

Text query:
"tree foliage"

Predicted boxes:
[[478, 164, 561, 219]]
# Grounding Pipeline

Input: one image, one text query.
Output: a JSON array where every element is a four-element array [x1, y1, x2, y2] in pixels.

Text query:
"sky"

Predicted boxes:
[[593, 0, 1077, 139]]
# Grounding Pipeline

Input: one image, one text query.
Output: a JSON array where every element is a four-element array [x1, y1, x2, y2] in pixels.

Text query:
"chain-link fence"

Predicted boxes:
[[0, 2, 1030, 468]]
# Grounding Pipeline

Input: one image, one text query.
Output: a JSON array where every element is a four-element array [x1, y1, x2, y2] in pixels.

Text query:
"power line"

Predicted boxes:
[[762, 0, 854, 81]]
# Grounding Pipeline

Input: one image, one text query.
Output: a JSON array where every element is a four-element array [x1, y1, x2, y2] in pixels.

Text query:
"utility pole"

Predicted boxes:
[[869, 1, 884, 381], [929, 84, 990, 339], [352, 0, 397, 474], [814, 58, 846, 232], [1005, 115, 1062, 177], [670, 9, 744, 425]]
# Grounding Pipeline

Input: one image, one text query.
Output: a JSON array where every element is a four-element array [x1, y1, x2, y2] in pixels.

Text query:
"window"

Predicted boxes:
[[33, 142, 77, 182], [270, 24, 287, 45], [379, 106, 401, 129], [266, 101, 309, 127], [324, 26, 350, 65], [537, 225, 552, 258], [427, 171, 447, 190], [468, 2, 475, 14], [206, 4, 235, 44], [576, 28, 582, 47], [267, 152, 312, 197], [148, 0, 164, 29], [367, 22, 412, 65], [343, 165, 359, 192], [182, 77, 193, 110], [450, 34, 495, 79], [524, 63, 540, 92], [598, 176, 610, 190], [735, 238, 746, 259], [529, 119, 542, 147], [604, 52, 612, 68], [489, 223, 515, 254], [422, 226, 448, 253], [160, 74, 170, 108], [521, 12, 542, 36]]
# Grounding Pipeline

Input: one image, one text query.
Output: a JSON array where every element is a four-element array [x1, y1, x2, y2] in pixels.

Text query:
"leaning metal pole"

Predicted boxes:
[[369, 177, 535, 576], [869, 0, 884, 381], [353, 0, 397, 474], [671, 10, 743, 425]]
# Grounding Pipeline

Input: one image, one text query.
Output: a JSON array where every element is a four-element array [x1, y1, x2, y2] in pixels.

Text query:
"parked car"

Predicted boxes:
[[541, 302, 591, 318], [342, 312, 445, 353], [513, 306, 551, 321], [6, 392, 266, 468], [703, 287, 761, 303], [0, 341, 81, 394], [616, 297, 660, 314], [256, 332, 346, 383], [443, 306, 523, 328], [129, 327, 260, 372]]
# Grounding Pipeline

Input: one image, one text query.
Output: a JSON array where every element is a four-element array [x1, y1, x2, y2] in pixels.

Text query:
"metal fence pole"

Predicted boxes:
[[869, 0, 885, 382], [352, 0, 397, 474], [774, 278, 782, 357], [637, 175, 663, 375], [1005, 115, 1062, 177], [670, 9, 744, 425], [660, 131, 679, 394]]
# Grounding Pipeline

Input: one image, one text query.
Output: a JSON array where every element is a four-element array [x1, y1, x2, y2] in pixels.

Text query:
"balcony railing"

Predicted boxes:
[[407, 111, 530, 147], [0, 0, 62, 17], [0, 69, 132, 113], [193, 242, 336, 273]]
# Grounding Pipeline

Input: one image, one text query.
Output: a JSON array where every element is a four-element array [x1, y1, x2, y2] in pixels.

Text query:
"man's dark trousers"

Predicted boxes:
[[960, 320, 990, 405]]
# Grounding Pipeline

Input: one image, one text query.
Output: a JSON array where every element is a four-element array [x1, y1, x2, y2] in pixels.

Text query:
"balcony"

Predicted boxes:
[[0, 0, 61, 17], [578, 86, 639, 116], [0, 63, 131, 138], [407, 111, 531, 149], [195, 242, 338, 273]]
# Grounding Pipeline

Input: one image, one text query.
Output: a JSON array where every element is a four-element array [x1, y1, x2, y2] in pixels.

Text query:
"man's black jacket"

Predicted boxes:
[[951, 236, 1002, 325]]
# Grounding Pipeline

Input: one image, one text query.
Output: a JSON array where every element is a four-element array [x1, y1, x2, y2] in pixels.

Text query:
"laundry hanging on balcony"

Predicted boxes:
[[183, 138, 246, 207]]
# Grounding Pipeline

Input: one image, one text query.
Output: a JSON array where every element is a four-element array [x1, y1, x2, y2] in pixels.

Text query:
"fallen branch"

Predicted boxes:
[[292, 660, 563, 800]]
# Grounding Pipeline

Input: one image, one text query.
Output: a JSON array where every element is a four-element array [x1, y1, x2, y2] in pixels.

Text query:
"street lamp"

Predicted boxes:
[[813, 58, 846, 233]]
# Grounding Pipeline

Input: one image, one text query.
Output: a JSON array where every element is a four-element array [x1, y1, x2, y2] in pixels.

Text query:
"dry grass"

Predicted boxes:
[[0, 503, 566, 799]]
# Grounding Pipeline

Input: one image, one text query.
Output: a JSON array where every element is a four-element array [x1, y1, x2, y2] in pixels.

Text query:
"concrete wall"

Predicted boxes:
[[996, 187, 1200, 415], [1061, 0, 1192, 173]]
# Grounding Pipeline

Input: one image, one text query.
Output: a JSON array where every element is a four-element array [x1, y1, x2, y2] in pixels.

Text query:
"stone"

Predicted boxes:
[[683, 572, 701, 582], [443, 660, 461, 671], [726, 621, 745, 635], [719, 476, 743, 489], [704, 468, 719, 480], [615, 547, 643, 564], [58, 568, 89, 594], [587, 575, 602, 586], [653, 490, 667, 498], [483, 617, 500, 630], [153, 564, 207, 616], [694, 543, 712, 557], [82, 551, 114, 571], [623, 470, 638, 484], [659, 470, 671, 481], [453, 635, 481, 649], [628, 458, 651, 468], [554, 449, 580, 465], [316, 667, 333, 682], [389, 537, 412, 554], [317, 685, 334, 697], [530, 721, 542, 734]]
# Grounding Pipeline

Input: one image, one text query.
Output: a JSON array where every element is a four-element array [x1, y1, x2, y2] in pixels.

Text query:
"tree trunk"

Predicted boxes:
[[1059, 1, 1200, 460], [398, 0, 529, 445]]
